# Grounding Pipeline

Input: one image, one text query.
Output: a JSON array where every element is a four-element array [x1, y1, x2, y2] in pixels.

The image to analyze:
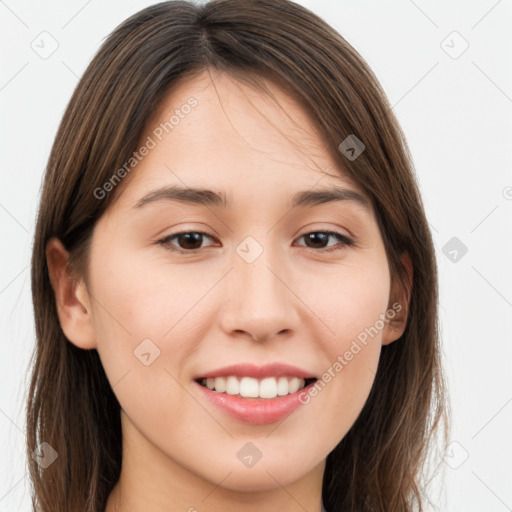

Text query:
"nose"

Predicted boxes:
[[218, 245, 300, 343]]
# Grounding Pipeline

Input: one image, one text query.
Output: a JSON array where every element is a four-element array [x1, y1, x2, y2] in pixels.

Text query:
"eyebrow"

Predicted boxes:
[[134, 185, 370, 211]]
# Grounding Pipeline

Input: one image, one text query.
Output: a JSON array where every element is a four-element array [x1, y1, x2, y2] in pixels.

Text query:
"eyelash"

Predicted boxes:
[[156, 230, 355, 255]]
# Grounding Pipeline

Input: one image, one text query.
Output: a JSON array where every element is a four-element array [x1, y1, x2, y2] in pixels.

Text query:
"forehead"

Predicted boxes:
[[111, 69, 370, 211]]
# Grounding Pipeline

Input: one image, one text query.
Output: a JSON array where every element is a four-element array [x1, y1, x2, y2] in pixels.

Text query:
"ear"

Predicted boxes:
[[46, 237, 97, 349], [382, 251, 413, 346]]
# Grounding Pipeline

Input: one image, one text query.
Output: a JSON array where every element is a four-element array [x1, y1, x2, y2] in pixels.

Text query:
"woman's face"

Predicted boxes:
[[53, 70, 407, 497]]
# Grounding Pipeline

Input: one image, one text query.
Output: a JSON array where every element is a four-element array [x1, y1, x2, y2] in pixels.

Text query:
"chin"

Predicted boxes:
[[192, 453, 317, 492]]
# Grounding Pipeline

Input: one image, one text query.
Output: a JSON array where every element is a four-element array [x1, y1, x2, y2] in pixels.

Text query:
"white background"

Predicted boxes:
[[1, 0, 511, 510]]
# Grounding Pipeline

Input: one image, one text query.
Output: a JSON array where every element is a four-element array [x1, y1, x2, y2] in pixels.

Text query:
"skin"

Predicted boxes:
[[47, 69, 412, 512]]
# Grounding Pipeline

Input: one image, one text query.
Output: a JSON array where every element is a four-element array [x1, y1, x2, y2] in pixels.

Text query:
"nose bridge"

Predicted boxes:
[[220, 234, 297, 340]]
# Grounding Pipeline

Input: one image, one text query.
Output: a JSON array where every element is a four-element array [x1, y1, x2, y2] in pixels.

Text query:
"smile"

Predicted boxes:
[[197, 375, 316, 399]]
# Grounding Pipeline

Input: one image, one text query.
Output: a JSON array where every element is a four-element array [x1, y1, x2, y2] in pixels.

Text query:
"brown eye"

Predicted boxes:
[[295, 231, 354, 253], [158, 229, 354, 255], [159, 231, 216, 253]]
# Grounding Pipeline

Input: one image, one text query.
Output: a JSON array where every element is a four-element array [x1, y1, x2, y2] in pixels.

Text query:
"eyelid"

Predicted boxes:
[[157, 230, 218, 253], [156, 227, 356, 254], [295, 229, 356, 253]]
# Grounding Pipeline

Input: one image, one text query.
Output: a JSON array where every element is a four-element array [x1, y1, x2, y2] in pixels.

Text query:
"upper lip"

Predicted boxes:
[[195, 363, 317, 380]]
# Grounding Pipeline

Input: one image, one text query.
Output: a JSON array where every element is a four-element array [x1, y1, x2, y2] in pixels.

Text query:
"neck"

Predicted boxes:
[[104, 413, 326, 512]]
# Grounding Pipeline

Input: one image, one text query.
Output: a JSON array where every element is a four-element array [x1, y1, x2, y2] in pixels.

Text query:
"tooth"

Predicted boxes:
[[288, 377, 301, 394], [225, 376, 240, 395], [276, 376, 289, 396], [239, 377, 259, 398], [214, 376, 226, 393], [260, 377, 278, 399], [201, 375, 308, 398]]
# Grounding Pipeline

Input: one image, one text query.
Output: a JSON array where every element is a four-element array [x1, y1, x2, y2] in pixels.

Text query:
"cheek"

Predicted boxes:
[[86, 242, 190, 388], [295, 257, 391, 352], [89, 241, 185, 337], [88, 244, 227, 421], [296, 261, 390, 428]]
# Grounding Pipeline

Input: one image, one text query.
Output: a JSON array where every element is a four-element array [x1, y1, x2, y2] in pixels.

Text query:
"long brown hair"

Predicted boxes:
[[26, 1, 449, 510]]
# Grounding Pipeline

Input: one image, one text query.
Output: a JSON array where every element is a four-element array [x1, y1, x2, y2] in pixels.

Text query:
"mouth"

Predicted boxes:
[[194, 376, 318, 400], [193, 364, 319, 424]]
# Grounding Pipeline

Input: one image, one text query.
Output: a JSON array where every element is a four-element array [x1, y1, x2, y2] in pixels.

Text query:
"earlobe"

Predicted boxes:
[[46, 237, 97, 349], [382, 251, 413, 346]]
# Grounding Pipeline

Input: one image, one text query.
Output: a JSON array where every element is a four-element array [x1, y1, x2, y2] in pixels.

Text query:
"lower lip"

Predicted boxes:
[[194, 380, 315, 425]]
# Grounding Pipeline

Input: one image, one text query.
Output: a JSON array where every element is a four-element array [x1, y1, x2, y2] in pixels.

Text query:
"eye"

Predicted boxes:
[[158, 231, 218, 253], [157, 230, 355, 254], [295, 230, 355, 253]]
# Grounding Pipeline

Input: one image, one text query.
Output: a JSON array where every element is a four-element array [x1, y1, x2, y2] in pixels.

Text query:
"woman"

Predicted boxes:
[[26, 1, 449, 511]]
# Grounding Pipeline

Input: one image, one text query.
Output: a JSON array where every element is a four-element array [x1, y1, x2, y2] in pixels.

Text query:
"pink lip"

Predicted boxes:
[[194, 363, 316, 380], [194, 379, 315, 425]]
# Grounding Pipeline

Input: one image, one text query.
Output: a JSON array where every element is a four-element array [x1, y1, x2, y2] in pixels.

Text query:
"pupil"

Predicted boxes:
[[307, 233, 327, 248], [180, 233, 202, 250]]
